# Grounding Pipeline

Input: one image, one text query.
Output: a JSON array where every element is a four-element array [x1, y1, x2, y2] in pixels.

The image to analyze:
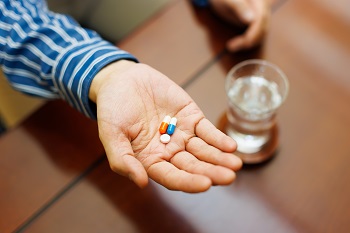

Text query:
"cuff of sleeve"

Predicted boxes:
[[53, 39, 138, 119], [192, 0, 210, 7]]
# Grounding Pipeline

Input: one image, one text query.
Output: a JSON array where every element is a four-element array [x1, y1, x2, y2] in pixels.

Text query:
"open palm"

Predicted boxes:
[[94, 62, 242, 193]]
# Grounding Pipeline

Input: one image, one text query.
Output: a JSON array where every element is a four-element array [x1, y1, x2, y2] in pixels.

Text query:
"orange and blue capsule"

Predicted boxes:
[[166, 117, 177, 135], [159, 115, 171, 134]]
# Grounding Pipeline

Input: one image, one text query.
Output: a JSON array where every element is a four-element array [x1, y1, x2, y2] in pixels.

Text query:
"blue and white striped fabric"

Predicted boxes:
[[0, 0, 138, 119]]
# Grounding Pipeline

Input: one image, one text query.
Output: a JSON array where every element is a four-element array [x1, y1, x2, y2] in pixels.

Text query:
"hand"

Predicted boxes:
[[89, 60, 242, 193], [209, 0, 273, 52]]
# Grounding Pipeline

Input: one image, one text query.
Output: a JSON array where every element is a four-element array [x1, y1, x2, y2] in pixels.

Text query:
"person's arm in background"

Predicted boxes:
[[0, 0, 242, 193], [193, 0, 274, 52]]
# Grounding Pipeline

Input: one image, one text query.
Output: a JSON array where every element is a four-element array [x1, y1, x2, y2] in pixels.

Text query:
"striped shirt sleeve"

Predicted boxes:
[[0, 0, 138, 119]]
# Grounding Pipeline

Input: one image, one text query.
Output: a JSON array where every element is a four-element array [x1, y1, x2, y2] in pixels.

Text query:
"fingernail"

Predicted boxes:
[[243, 10, 255, 22]]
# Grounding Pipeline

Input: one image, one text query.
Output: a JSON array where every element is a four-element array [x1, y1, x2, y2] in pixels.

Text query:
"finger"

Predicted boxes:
[[226, 1, 268, 52], [227, 0, 255, 24], [226, 17, 265, 52], [147, 161, 212, 193], [102, 131, 149, 188], [195, 118, 237, 152], [171, 151, 236, 185], [186, 137, 242, 171]]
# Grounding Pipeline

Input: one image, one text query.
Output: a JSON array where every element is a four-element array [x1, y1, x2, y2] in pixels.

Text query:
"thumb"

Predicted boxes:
[[103, 131, 149, 188]]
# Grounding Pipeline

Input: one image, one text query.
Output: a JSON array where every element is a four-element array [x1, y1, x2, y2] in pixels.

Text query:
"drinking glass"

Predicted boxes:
[[225, 59, 289, 164]]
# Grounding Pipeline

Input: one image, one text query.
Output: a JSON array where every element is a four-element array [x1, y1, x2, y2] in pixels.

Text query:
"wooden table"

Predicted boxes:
[[2, 0, 350, 232]]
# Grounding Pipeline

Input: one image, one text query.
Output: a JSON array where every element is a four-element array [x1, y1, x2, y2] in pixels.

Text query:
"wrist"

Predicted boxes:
[[89, 59, 137, 103]]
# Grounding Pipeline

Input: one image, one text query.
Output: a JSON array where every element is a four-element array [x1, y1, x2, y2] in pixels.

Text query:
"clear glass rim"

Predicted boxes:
[[225, 59, 289, 115]]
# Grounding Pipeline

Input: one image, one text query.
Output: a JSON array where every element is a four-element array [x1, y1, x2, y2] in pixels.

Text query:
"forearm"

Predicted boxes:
[[0, 0, 137, 119]]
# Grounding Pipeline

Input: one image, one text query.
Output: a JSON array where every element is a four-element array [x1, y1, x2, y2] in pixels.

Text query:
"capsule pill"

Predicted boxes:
[[159, 115, 171, 134], [166, 117, 177, 135]]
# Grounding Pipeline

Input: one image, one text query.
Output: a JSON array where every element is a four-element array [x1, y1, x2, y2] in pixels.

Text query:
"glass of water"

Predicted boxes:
[[225, 59, 289, 164]]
